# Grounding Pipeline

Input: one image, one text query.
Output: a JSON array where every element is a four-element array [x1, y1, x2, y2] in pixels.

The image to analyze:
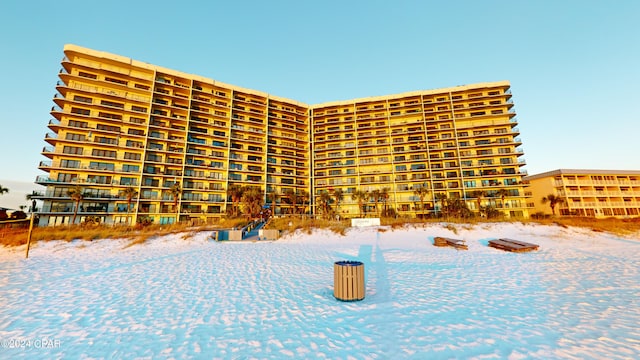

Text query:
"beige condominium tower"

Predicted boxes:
[[35, 44, 528, 226]]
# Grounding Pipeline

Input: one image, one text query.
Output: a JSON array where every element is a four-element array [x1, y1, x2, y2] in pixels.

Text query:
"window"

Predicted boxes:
[[78, 71, 97, 79], [94, 136, 117, 145], [71, 107, 90, 116], [89, 161, 115, 171], [101, 100, 124, 109], [91, 149, 117, 158], [122, 164, 139, 173], [57, 173, 77, 182], [62, 146, 83, 155], [67, 120, 88, 128], [131, 105, 147, 112], [105, 77, 128, 85], [65, 133, 85, 141], [126, 140, 143, 148], [127, 129, 144, 136], [130, 117, 146, 124], [73, 95, 92, 104], [120, 177, 137, 186], [124, 152, 141, 160], [98, 112, 122, 120], [61, 159, 80, 168], [97, 124, 120, 132]]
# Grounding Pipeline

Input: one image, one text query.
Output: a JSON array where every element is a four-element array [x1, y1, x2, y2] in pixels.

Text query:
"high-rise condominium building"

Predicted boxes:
[[525, 169, 640, 217], [35, 44, 528, 226]]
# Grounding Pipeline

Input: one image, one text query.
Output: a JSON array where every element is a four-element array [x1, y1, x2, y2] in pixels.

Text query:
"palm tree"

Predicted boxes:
[[282, 188, 295, 215], [351, 190, 369, 218], [0, 184, 8, 195], [380, 187, 390, 216], [299, 190, 310, 217], [227, 184, 244, 217], [496, 188, 510, 209], [370, 189, 381, 216], [268, 190, 280, 216], [435, 193, 448, 217], [67, 185, 85, 224], [470, 190, 486, 215], [119, 187, 139, 224], [413, 186, 429, 220], [333, 188, 344, 217], [541, 194, 564, 216], [26, 191, 38, 212], [316, 191, 332, 220], [169, 182, 182, 221], [241, 187, 263, 219]]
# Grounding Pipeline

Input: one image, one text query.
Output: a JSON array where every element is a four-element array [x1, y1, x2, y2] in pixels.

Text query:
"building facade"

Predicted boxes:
[[35, 44, 529, 226], [525, 169, 640, 218]]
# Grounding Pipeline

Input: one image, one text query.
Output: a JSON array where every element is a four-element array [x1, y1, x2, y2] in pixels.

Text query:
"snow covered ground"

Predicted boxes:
[[1, 223, 639, 359]]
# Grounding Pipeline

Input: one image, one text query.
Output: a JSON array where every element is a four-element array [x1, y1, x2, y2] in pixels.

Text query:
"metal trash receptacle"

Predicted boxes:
[[334, 260, 365, 301]]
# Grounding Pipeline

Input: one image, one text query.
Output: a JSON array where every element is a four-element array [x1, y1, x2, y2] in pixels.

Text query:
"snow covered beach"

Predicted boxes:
[[1, 223, 639, 359]]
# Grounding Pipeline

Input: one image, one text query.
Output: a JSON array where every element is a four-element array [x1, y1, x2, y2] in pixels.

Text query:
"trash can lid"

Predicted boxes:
[[335, 260, 363, 266]]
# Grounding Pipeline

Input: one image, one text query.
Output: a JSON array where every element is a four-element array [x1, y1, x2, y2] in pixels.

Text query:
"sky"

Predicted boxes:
[[1, 0, 639, 209]]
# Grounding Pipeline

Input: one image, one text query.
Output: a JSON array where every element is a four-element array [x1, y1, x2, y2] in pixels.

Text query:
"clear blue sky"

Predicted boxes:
[[1, 0, 639, 209]]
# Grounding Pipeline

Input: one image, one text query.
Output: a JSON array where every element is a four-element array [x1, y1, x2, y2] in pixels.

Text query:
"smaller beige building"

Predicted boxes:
[[525, 169, 640, 218]]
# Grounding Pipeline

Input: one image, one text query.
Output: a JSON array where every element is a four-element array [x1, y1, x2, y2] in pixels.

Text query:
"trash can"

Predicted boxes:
[[334, 260, 365, 301]]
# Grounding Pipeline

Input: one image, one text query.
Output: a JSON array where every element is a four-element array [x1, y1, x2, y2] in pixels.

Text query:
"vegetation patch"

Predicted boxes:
[[123, 235, 149, 249], [443, 223, 459, 235], [1, 216, 639, 248]]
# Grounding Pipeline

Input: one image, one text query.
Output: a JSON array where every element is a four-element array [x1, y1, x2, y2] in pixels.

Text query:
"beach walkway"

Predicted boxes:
[[243, 221, 265, 241]]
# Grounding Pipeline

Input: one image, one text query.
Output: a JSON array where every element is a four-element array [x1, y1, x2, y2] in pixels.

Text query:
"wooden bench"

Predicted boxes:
[[488, 238, 539, 252], [434, 237, 468, 250]]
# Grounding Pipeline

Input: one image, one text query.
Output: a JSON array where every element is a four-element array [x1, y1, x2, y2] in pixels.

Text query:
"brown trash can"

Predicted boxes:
[[334, 260, 365, 301]]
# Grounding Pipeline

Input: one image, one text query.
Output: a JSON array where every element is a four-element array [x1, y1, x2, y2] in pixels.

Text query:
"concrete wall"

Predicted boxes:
[[260, 229, 280, 240]]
